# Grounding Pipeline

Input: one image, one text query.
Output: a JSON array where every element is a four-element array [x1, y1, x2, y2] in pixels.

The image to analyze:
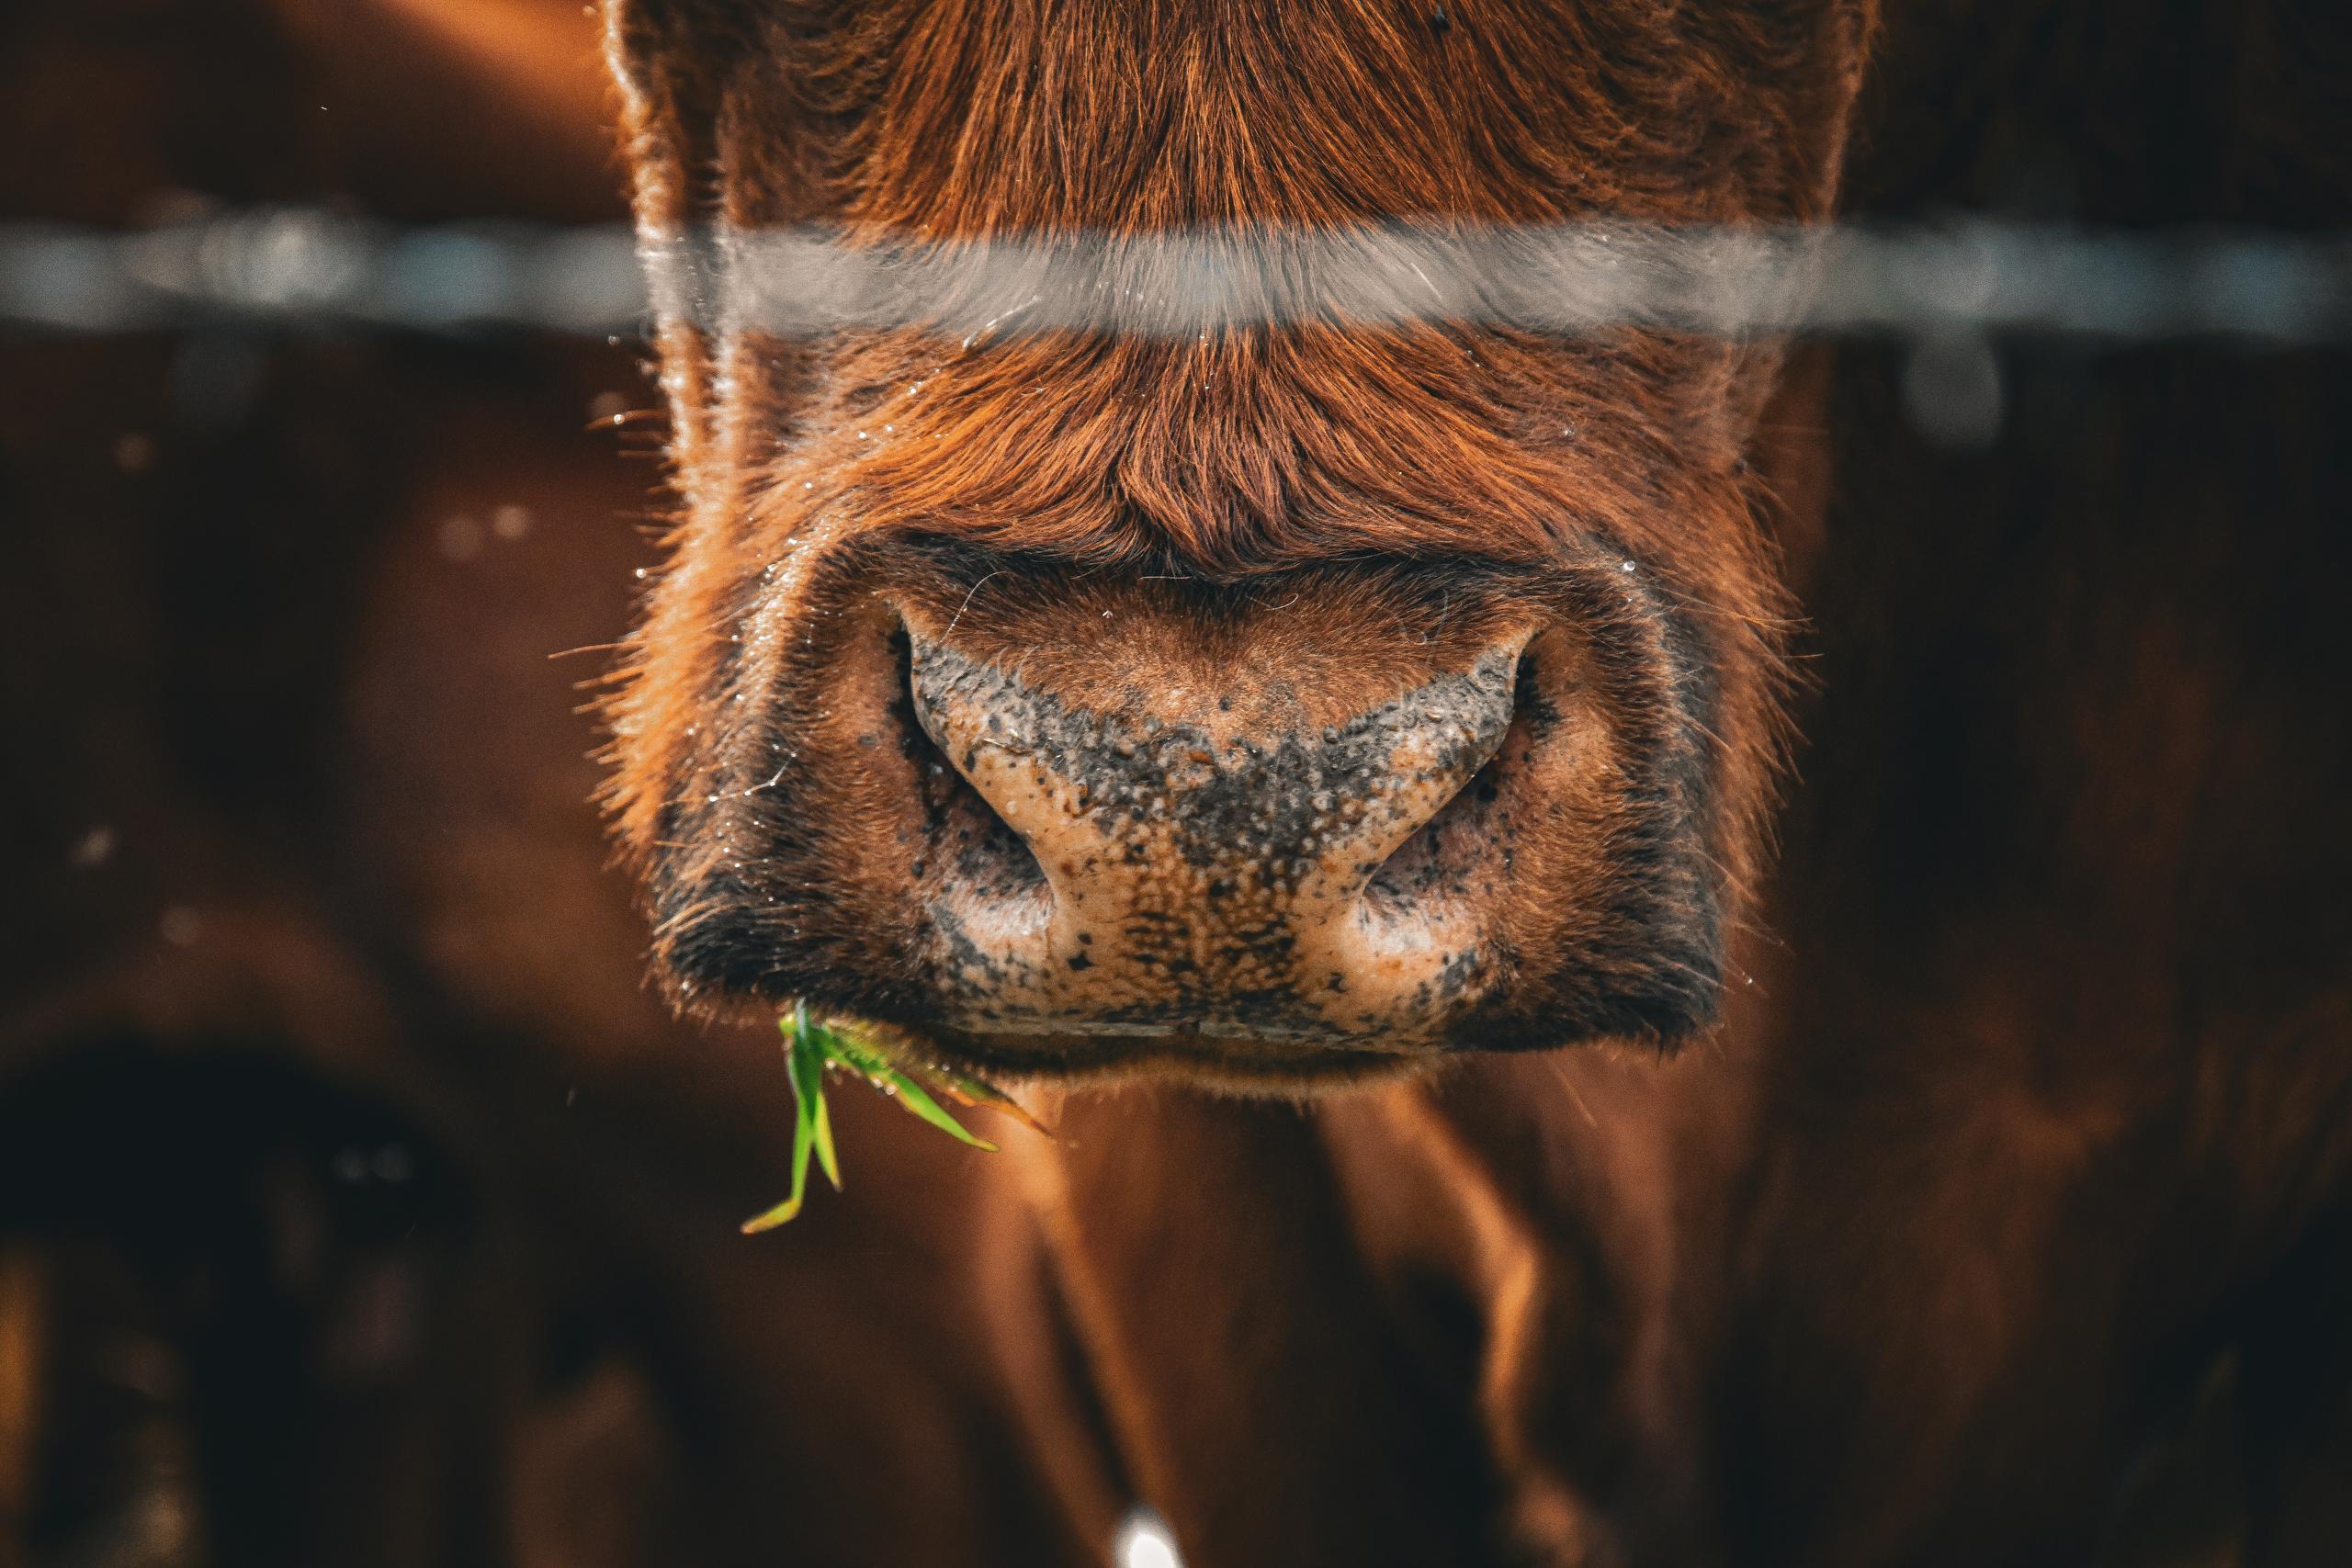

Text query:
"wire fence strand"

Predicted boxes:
[[6, 209, 2351, 345]]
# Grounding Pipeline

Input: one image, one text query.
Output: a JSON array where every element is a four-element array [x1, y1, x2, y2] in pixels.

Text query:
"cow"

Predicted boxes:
[[599, 1, 2352, 1565]]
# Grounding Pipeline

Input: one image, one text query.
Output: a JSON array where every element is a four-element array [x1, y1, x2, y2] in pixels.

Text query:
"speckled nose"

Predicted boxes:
[[906, 635, 1523, 1044]]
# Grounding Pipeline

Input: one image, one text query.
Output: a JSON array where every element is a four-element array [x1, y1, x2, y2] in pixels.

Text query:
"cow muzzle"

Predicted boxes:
[[639, 546, 1729, 1082]]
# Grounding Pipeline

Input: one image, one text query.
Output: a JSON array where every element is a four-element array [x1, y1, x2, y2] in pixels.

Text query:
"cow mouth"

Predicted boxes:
[[914, 1021, 1421, 1087]]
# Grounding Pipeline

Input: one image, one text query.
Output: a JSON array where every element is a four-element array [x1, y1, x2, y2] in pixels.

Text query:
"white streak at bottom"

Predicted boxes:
[[1114, 1506, 1186, 1568]]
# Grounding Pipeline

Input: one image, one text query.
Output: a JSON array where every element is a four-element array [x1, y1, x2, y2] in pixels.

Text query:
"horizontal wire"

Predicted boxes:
[[5, 208, 2349, 345]]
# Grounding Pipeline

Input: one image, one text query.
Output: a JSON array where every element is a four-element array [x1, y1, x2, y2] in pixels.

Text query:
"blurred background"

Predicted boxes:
[[4, 2, 2348, 1566]]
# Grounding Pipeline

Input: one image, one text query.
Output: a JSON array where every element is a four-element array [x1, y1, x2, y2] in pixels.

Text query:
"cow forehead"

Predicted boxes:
[[625, 1, 1867, 234], [593, 2, 1864, 583]]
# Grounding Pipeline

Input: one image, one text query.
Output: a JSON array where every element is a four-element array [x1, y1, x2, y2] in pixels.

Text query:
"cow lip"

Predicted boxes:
[[910, 1020, 1431, 1088]]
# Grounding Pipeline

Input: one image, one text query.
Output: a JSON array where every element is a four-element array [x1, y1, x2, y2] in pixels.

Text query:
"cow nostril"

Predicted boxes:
[[1364, 649, 1534, 912], [892, 627, 1047, 902]]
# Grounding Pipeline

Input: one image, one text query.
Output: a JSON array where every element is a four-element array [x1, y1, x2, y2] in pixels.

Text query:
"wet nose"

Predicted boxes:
[[907, 634, 1523, 1043]]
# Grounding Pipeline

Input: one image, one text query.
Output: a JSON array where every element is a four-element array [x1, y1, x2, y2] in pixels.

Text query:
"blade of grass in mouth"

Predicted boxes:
[[742, 1002, 1038, 1233]]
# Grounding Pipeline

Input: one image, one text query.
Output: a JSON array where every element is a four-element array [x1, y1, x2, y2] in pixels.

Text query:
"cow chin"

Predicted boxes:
[[631, 536, 1738, 1088]]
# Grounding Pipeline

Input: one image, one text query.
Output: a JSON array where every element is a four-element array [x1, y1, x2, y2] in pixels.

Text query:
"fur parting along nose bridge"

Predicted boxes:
[[743, 274, 1685, 582]]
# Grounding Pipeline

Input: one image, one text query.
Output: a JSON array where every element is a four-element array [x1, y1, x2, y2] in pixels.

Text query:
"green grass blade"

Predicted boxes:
[[819, 1029, 895, 1081], [746, 1007, 1020, 1232], [808, 1077, 842, 1190], [815, 1025, 1035, 1145], [878, 1066, 1000, 1152], [929, 1066, 1052, 1137], [741, 1198, 802, 1234], [745, 1006, 829, 1230], [742, 1086, 815, 1233], [791, 1007, 843, 1191]]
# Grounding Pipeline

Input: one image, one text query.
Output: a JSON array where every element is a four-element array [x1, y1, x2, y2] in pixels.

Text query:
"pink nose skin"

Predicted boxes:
[[907, 636, 1525, 1047]]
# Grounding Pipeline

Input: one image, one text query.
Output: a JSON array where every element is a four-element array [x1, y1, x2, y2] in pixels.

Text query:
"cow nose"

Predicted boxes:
[[906, 633, 1524, 1043]]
